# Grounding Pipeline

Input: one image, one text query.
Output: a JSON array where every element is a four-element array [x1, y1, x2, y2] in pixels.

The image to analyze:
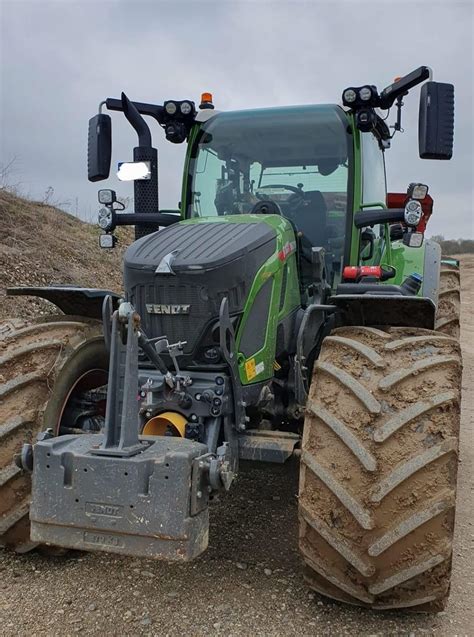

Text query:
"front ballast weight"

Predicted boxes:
[[28, 300, 231, 560]]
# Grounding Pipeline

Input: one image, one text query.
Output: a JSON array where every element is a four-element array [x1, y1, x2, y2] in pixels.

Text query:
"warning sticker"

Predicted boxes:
[[245, 358, 256, 381], [255, 361, 265, 376], [245, 359, 265, 381]]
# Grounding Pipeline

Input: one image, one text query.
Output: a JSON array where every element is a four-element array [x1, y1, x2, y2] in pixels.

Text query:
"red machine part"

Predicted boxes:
[[343, 265, 382, 281], [387, 192, 434, 233]]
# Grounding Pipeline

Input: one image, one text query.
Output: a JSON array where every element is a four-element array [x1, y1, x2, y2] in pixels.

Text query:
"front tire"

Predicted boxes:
[[0, 316, 107, 552], [299, 326, 462, 611]]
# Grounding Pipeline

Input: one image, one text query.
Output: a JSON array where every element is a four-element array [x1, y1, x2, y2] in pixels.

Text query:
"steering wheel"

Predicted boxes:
[[250, 200, 282, 215]]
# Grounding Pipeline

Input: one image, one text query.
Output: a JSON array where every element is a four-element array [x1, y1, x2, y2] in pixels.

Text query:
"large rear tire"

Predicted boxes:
[[0, 316, 107, 552], [299, 326, 462, 611], [436, 261, 461, 338]]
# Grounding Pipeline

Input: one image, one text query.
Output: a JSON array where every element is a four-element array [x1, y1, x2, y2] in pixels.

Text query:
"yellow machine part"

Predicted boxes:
[[142, 411, 186, 437]]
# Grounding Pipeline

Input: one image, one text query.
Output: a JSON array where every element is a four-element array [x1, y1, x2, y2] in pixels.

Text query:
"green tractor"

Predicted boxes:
[[1, 66, 462, 612]]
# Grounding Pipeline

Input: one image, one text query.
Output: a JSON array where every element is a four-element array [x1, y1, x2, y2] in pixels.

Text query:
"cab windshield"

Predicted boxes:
[[187, 105, 351, 272]]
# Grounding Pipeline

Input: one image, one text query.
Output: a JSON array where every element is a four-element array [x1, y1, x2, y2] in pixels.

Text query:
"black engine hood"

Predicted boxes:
[[124, 220, 276, 273]]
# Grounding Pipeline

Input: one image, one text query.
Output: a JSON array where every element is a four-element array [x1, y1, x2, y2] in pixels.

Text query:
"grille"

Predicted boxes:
[[131, 280, 246, 354]]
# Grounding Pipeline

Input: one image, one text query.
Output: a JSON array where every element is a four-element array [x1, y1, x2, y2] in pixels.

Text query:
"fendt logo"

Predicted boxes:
[[146, 303, 191, 315]]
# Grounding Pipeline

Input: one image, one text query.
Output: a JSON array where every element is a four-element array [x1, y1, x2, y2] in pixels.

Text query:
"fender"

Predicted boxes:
[[330, 293, 436, 329], [7, 286, 121, 320]]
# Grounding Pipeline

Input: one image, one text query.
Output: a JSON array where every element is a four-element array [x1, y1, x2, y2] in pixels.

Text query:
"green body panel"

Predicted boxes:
[[180, 123, 201, 218], [179, 213, 300, 385], [384, 241, 426, 287], [349, 118, 363, 265]]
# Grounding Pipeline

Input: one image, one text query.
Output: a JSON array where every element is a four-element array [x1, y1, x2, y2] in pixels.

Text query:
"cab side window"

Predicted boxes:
[[360, 133, 387, 260], [361, 132, 386, 205]]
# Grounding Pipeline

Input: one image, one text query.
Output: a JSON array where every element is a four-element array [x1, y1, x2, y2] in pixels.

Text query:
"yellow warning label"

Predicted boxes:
[[245, 358, 256, 380]]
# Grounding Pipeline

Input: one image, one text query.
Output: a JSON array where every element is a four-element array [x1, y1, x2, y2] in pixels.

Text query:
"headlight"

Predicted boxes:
[[165, 101, 177, 115], [343, 89, 357, 104], [404, 199, 423, 227], [359, 86, 372, 101], [180, 101, 192, 115], [98, 207, 112, 230]]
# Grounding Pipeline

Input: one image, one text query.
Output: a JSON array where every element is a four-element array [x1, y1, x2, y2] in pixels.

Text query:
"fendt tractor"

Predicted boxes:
[[1, 66, 462, 612]]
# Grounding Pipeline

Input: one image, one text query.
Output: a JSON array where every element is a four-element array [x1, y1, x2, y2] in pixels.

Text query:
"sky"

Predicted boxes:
[[1, 0, 473, 238]]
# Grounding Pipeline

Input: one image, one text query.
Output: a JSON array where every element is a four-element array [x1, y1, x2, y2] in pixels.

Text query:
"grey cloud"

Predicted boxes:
[[1, 0, 472, 237]]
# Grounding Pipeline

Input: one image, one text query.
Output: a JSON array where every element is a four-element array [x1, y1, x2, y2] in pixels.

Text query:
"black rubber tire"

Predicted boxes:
[[0, 316, 107, 552], [299, 326, 462, 612], [436, 262, 461, 339]]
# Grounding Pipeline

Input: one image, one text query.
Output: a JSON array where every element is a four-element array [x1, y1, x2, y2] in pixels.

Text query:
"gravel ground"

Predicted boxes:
[[0, 255, 473, 636]]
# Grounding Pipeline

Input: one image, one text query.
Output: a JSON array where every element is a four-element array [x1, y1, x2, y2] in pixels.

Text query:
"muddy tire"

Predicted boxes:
[[436, 262, 461, 338], [299, 326, 462, 611], [0, 316, 107, 552]]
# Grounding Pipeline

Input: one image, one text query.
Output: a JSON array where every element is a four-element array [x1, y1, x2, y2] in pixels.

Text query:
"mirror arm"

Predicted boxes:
[[105, 97, 165, 125], [379, 66, 432, 109], [354, 208, 405, 229]]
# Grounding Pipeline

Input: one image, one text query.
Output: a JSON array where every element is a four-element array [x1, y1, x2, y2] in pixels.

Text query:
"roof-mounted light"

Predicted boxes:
[[180, 101, 193, 115], [199, 92, 214, 110], [164, 101, 177, 115], [359, 86, 373, 101], [343, 88, 357, 104]]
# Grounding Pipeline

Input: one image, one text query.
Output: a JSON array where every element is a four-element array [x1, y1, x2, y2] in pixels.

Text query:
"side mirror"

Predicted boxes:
[[88, 113, 112, 181], [419, 81, 454, 160]]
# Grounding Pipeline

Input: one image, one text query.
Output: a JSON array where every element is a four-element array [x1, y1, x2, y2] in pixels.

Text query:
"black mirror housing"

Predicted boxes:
[[88, 113, 112, 181], [419, 81, 454, 160]]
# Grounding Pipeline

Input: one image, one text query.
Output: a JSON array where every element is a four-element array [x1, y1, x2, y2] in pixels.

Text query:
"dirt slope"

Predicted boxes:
[[0, 189, 132, 321]]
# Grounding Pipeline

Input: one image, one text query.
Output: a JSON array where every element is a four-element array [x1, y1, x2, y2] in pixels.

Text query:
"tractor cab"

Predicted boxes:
[[185, 104, 351, 289]]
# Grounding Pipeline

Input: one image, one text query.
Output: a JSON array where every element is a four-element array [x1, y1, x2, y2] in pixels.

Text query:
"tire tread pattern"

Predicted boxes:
[[0, 316, 102, 551], [299, 325, 461, 611]]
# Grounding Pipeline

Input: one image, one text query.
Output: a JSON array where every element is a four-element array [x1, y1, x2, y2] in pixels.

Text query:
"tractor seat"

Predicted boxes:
[[292, 190, 328, 248]]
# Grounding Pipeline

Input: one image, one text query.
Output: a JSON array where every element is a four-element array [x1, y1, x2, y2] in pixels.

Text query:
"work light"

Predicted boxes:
[[342, 88, 357, 104], [408, 183, 429, 200], [99, 233, 116, 249], [359, 86, 373, 101], [165, 101, 177, 115], [98, 189, 116, 205], [180, 101, 193, 115]]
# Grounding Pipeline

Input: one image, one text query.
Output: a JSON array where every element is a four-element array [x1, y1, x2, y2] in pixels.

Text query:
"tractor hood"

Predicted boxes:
[[123, 218, 278, 361], [124, 219, 276, 274]]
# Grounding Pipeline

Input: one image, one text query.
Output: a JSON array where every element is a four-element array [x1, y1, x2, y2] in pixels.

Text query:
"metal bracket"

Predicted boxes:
[[294, 304, 337, 405], [92, 308, 145, 457], [190, 454, 212, 516]]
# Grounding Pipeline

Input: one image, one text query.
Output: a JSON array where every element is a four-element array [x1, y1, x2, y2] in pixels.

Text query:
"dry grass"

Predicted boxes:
[[0, 189, 133, 320]]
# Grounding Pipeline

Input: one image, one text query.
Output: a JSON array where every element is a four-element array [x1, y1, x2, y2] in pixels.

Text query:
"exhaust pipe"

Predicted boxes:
[[121, 92, 159, 240]]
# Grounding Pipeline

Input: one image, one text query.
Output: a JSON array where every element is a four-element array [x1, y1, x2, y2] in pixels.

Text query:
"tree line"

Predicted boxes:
[[430, 236, 474, 255]]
